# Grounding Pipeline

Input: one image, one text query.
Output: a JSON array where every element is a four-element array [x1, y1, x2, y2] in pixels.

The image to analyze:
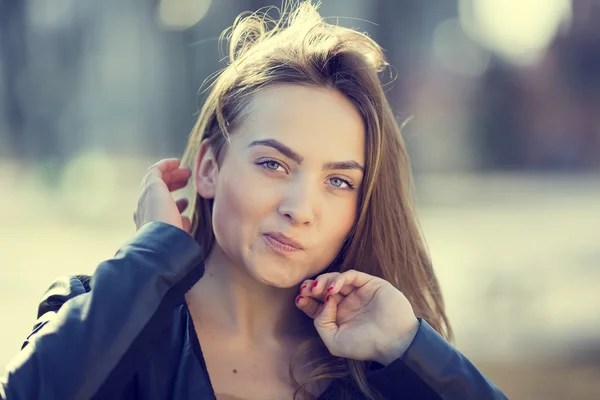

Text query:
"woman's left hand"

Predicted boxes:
[[296, 270, 420, 366]]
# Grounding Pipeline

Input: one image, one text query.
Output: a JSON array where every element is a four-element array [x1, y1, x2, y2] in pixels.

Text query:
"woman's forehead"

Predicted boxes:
[[230, 85, 366, 161]]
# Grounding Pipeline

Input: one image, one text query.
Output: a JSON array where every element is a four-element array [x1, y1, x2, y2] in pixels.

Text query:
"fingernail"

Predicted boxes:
[[300, 284, 307, 292], [325, 295, 331, 302], [327, 286, 334, 293], [311, 281, 318, 290], [295, 295, 303, 304]]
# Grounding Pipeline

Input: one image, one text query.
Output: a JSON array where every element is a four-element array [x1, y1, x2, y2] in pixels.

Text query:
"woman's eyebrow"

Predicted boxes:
[[249, 139, 363, 172], [248, 139, 303, 164], [324, 160, 364, 172]]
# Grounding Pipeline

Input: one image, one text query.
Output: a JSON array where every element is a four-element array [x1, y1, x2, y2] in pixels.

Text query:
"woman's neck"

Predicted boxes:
[[185, 244, 313, 343]]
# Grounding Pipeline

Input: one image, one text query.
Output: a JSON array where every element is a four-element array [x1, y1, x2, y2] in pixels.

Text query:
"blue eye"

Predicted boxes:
[[265, 161, 281, 170], [258, 160, 287, 173], [329, 177, 353, 189]]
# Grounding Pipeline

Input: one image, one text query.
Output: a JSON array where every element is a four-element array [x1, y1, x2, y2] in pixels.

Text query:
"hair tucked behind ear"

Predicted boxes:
[[182, 2, 452, 399]]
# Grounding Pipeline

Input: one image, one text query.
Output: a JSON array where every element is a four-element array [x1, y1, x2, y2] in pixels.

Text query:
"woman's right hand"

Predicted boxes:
[[133, 158, 192, 233]]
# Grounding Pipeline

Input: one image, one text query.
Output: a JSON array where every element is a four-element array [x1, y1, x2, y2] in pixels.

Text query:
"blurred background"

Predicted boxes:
[[0, 0, 599, 398]]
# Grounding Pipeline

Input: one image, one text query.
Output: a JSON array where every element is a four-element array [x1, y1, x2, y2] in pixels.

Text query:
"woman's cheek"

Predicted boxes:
[[327, 198, 357, 235], [217, 166, 278, 224]]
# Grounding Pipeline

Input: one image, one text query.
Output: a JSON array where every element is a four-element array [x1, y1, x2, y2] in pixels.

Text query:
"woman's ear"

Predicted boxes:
[[195, 141, 218, 199]]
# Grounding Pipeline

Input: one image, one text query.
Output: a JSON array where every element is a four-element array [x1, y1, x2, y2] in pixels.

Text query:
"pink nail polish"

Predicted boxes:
[[295, 295, 303, 304], [327, 286, 334, 293], [300, 284, 307, 292], [311, 281, 318, 290], [325, 295, 331, 302]]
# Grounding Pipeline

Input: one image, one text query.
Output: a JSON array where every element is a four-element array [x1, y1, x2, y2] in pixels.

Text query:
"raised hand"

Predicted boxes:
[[296, 270, 420, 366], [133, 158, 192, 232]]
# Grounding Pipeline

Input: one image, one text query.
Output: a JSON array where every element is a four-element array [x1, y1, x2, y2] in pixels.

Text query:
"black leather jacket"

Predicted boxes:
[[0, 222, 507, 399]]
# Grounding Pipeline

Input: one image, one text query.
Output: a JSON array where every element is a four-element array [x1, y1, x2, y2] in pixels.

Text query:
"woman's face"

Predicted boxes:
[[197, 84, 365, 288]]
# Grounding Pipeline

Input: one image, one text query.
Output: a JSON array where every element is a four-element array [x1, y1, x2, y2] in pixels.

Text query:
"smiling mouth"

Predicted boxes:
[[262, 234, 303, 254]]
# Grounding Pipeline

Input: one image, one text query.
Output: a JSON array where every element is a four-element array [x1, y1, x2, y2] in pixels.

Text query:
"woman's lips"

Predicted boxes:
[[263, 233, 303, 254]]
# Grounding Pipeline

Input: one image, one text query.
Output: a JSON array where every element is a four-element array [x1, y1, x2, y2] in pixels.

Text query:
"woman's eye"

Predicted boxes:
[[259, 160, 286, 172], [329, 177, 353, 189]]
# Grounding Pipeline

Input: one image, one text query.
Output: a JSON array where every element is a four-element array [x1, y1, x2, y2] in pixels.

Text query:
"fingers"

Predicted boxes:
[[296, 269, 376, 319], [142, 159, 179, 185], [298, 277, 345, 302], [320, 270, 374, 299], [164, 168, 192, 191], [330, 270, 374, 290], [297, 281, 343, 302], [175, 198, 189, 214], [134, 159, 193, 232], [143, 159, 191, 191], [295, 292, 339, 320], [149, 158, 181, 175], [299, 271, 358, 301], [327, 276, 356, 297], [296, 275, 343, 321], [295, 293, 339, 351], [295, 295, 321, 319], [313, 294, 338, 338]]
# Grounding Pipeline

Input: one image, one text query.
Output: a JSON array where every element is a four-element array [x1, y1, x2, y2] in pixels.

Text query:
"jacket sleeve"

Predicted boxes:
[[19, 275, 91, 352], [0, 222, 205, 400], [366, 319, 508, 400]]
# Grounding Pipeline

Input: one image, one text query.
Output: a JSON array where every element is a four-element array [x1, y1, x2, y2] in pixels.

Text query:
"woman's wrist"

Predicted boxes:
[[372, 318, 420, 366]]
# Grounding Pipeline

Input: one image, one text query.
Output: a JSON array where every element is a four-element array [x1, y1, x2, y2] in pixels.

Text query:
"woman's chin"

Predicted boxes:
[[245, 263, 305, 289]]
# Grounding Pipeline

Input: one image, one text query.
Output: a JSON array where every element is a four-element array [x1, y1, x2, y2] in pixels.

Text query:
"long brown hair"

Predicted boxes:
[[182, 2, 452, 398]]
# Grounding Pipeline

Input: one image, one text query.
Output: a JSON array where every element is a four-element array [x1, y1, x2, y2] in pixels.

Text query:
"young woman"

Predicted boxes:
[[1, 3, 506, 399]]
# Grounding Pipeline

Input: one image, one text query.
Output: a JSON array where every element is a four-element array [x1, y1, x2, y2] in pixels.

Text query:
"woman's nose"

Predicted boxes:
[[277, 179, 317, 226]]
